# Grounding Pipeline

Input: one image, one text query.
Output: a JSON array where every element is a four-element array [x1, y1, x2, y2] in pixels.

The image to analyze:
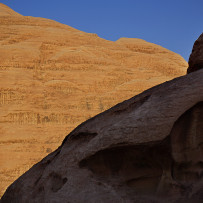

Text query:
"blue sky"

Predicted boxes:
[[1, 0, 203, 60]]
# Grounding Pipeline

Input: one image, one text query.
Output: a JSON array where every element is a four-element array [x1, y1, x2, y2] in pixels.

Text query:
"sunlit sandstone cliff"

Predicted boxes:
[[1, 35, 203, 203], [0, 3, 187, 196]]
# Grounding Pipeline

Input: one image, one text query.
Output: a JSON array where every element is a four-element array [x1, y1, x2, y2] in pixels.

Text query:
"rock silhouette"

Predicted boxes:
[[187, 33, 203, 73], [0, 3, 188, 196], [1, 34, 202, 202]]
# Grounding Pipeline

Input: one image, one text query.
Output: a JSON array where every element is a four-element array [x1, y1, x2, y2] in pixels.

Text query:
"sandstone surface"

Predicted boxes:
[[187, 33, 203, 73], [0, 3, 188, 196], [1, 68, 203, 203]]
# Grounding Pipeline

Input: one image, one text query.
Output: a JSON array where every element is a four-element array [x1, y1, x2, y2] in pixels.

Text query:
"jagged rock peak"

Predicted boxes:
[[187, 33, 203, 74]]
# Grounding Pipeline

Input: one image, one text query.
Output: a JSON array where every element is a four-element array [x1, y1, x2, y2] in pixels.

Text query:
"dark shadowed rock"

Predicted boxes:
[[1, 69, 203, 203], [187, 33, 203, 73]]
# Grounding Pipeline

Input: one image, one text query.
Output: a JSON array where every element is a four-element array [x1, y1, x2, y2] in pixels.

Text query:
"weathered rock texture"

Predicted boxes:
[[187, 33, 203, 73], [0, 3, 188, 196], [1, 68, 203, 202]]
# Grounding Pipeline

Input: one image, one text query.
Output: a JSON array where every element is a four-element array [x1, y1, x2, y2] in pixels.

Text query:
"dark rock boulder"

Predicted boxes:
[[1, 69, 203, 203], [187, 33, 203, 73]]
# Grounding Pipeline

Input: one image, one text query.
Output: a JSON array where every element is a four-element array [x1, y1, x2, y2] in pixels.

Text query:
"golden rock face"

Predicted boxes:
[[0, 3, 187, 196]]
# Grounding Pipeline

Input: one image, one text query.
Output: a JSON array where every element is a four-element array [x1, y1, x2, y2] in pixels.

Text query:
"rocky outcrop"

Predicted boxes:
[[0, 3, 188, 196], [1, 68, 202, 202], [187, 33, 203, 73]]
